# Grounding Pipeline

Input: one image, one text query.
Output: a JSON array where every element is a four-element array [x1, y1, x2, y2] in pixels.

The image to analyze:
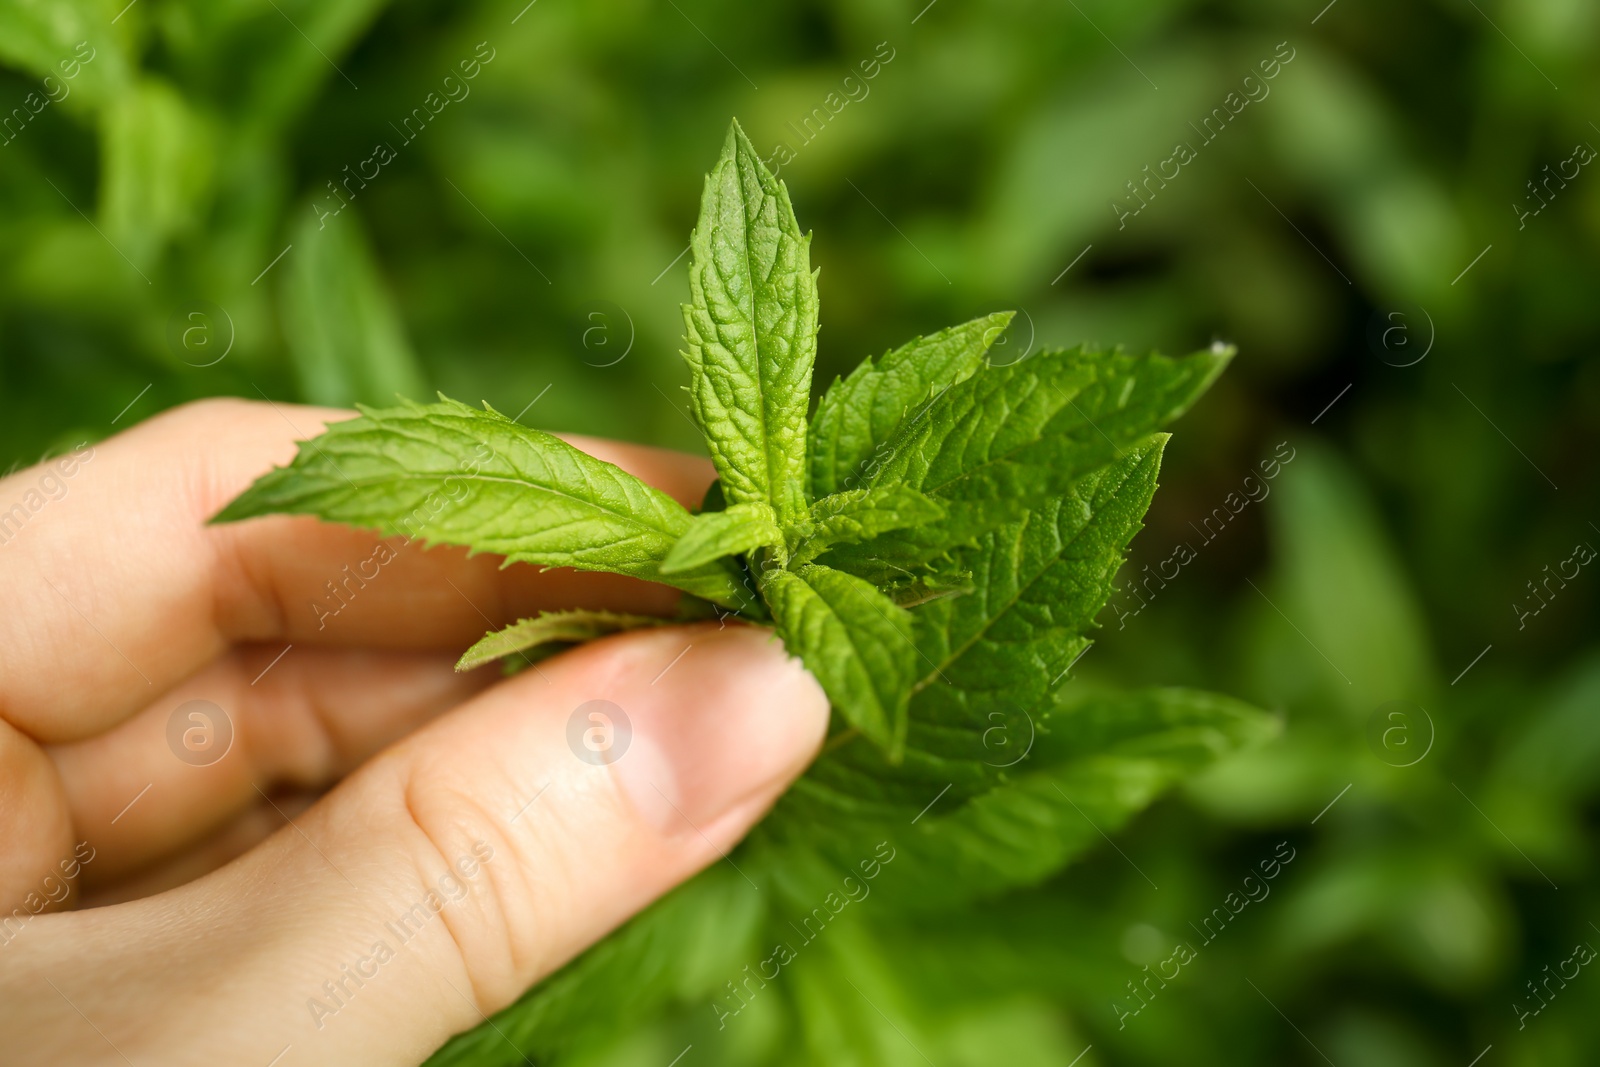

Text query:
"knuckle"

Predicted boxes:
[[392, 755, 569, 1011]]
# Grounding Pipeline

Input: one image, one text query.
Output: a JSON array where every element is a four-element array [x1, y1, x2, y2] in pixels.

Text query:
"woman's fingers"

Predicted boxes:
[[7, 623, 829, 1066], [49, 646, 494, 886], [0, 398, 716, 744], [78, 787, 321, 909]]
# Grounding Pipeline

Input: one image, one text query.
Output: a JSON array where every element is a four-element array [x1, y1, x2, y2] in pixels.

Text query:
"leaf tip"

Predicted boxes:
[[205, 501, 244, 526], [208, 475, 276, 525], [657, 552, 694, 576], [1198, 340, 1238, 381]]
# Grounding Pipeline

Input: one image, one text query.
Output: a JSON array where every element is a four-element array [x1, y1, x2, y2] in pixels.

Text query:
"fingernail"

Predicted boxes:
[[611, 625, 828, 835]]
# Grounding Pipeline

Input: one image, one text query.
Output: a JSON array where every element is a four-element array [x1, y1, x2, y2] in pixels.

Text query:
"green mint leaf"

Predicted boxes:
[[910, 438, 1165, 694], [659, 500, 782, 574], [874, 343, 1227, 503], [889, 685, 1277, 912], [761, 563, 916, 759], [823, 344, 1226, 579], [681, 119, 818, 521], [456, 610, 670, 672], [212, 396, 751, 610], [769, 685, 1276, 917], [787, 484, 946, 567], [770, 439, 1166, 826], [808, 311, 1014, 498]]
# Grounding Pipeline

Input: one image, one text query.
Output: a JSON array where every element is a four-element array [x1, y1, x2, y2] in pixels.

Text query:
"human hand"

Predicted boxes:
[[0, 399, 828, 1065]]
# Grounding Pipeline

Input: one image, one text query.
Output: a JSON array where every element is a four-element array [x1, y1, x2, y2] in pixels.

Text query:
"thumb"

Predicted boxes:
[[10, 622, 828, 1066]]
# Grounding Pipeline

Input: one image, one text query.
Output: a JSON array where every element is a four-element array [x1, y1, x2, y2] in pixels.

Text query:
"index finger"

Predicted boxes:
[[0, 398, 716, 743]]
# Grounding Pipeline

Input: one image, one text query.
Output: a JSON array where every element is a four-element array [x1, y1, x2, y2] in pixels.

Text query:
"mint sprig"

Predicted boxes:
[[216, 122, 1269, 1066], [216, 118, 1237, 762]]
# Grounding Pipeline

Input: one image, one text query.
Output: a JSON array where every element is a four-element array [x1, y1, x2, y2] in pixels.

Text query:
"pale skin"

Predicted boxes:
[[0, 398, 828, 1065]]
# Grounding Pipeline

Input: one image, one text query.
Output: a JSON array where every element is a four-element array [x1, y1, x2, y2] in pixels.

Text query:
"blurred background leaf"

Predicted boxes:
[[281, 204, 426, 404]]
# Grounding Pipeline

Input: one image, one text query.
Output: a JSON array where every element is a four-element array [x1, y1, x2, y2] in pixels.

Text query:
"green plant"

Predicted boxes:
[[216, 119, 1271, 1065]]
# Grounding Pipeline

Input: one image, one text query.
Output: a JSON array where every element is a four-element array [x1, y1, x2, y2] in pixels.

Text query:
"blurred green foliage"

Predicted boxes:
[[3, 0, 1598, 1063]]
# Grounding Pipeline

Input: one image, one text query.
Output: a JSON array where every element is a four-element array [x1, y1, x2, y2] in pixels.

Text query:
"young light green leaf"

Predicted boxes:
[[761, 564, 916, 759], [809, 311, 1015, 497], [681, 119, 818, 521], [788, 484, 946, 567], [456, 610, 670, 671], [212, 396, 752, 610], [659, 500, 781, 574]]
